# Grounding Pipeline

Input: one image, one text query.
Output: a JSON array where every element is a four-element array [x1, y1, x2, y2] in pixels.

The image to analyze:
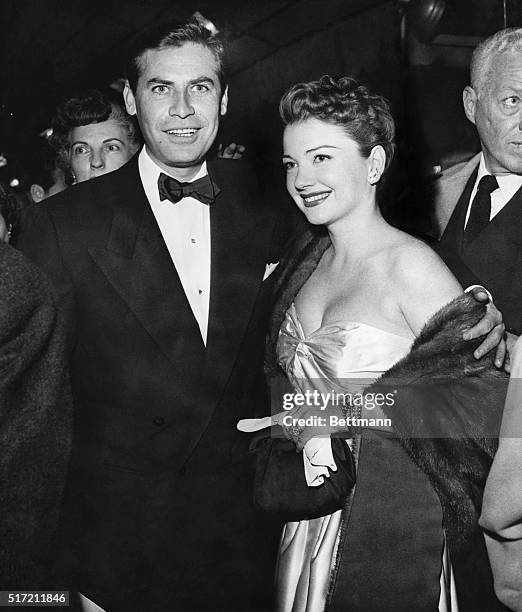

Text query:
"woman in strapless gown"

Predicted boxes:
[[261, 76, 507, 612]]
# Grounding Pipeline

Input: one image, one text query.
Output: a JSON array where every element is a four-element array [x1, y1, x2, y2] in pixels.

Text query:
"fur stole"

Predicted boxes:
[[265, 228, 508, 557]]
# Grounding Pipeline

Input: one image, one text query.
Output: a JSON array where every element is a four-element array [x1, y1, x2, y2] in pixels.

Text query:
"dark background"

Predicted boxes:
[[1, 0, 521, 231]]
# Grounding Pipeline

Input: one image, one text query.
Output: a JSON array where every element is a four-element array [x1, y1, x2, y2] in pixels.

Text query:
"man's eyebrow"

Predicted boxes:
[[146, 76, 216, 86], [188, 77, 215, 85], [146, 77, 174, 86], [102, 138, 125, 144]]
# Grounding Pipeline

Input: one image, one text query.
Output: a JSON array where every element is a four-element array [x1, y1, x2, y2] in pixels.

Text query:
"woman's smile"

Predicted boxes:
[[301, 190, 332, 207]]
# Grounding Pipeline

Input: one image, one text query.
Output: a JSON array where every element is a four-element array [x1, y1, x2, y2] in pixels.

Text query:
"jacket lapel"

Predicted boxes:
[[435, 153, 480, 236], [439, 166, 478, 256], [88, 158, 205, 373], [179, 160, 277, 457]]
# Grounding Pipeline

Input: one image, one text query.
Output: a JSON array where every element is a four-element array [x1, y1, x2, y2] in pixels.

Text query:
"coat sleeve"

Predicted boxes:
[[0, 244, 73, 588]]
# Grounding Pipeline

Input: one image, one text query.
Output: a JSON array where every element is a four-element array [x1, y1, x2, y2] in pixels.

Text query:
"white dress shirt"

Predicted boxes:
[[138, 147, 211, 345], [464, 153, 522, 228]]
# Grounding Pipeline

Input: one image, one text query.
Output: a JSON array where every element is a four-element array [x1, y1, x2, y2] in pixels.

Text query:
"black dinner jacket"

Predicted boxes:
[[17, 154, 282, 612], [438, 166, 522, 334]]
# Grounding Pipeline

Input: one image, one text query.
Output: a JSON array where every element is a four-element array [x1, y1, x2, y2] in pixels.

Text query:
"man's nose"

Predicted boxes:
[[169, 92, 195, 118], [90, 149, 105, 169]]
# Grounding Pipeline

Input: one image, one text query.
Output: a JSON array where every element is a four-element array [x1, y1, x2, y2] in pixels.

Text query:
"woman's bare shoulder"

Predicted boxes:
[[382, 232, 462, 335], [386, 232, 458, 287]]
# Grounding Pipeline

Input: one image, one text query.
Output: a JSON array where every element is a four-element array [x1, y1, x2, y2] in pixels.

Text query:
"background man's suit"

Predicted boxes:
[[434, 153, 522, 334], [17, 154, 282, 612]]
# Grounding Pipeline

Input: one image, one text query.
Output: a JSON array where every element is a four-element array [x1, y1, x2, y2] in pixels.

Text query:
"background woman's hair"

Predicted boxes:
[[279, 75, 395, 171], [50, 89, 140, 171]]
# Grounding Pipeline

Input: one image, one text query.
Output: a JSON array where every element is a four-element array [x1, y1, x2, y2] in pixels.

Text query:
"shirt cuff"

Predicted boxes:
[[465, 284, 494, 303]]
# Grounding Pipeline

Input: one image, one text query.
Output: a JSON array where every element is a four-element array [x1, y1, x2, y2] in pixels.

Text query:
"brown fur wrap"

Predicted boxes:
[[265, 228, 508, 559]]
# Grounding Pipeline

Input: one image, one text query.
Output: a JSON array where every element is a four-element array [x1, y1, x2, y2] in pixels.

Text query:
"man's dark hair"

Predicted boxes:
[[125, 18, 227, 93]]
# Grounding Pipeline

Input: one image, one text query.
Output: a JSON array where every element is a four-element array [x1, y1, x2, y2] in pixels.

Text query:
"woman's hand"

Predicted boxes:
[[462, 287, 506, 367], [280, 404, 347, 451]]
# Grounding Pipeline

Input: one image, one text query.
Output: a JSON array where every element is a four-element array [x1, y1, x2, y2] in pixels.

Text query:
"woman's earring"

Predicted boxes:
[[367, 171, 378, 185]]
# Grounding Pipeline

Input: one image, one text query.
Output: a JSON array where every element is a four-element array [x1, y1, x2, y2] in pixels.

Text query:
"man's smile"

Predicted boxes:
[[164, 128, 199, 137]]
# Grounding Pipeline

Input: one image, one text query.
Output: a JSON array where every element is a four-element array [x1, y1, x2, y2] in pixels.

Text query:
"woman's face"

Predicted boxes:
[[0, 212, 9, 243], [69, 119, 137, 183], [282, 118, 374, 226]]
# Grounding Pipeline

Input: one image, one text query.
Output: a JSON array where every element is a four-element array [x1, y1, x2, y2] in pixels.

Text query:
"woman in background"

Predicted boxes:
[[51, 89, 141, 184], [263, 75, 507, 612]]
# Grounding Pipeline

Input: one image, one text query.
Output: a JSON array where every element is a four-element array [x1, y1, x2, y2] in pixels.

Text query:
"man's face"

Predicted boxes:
[[124, 43, 228, 179], [463, 50, 522, 175]]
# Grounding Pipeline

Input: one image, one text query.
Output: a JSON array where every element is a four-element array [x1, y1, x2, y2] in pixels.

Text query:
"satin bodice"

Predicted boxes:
[[277, 303, 413, 394]]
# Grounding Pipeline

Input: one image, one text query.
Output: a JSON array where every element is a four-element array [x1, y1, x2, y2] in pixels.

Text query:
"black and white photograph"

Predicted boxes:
[[1, 1, 522, 610]]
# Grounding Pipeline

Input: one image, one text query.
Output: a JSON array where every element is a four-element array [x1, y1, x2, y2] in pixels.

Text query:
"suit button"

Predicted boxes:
[[153, 417, 165, 427], [179, 465, 187, 476]]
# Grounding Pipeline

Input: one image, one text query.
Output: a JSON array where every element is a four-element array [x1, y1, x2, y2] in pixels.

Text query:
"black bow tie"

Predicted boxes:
[[158, 172, 220, 205]]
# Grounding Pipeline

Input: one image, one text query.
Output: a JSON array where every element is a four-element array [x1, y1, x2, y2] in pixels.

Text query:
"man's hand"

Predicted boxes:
[[504, 331, 520, 373], [217, 142, 246, 159], [462, 286, 505, 366]]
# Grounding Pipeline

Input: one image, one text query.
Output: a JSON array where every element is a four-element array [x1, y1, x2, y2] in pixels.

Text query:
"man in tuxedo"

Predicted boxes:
[[17, 19, 281, 612], [434, 27, 522, 338]]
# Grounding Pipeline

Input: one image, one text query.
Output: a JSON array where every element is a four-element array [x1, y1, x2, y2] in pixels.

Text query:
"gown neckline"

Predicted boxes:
[[289, 303, 414, 343]]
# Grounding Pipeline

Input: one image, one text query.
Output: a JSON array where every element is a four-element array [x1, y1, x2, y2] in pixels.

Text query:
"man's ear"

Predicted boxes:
[[220, 86, 229, 116], [463, 86, 477, 125], [123, 81, 137, 116], [30, 183, 46, 203]]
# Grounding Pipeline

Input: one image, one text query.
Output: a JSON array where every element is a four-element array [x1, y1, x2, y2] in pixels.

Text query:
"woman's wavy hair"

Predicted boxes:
[[279, 75, 396, 173], [50, 89, 140, 177]]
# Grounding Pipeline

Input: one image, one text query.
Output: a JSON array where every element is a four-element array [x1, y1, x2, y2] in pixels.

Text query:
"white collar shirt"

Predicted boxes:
[[465, 153, 522, 228], [138, 146, 211, 345]]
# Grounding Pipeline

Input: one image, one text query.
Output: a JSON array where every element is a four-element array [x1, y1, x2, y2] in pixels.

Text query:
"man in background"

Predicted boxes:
[[435, 28, 522, 340]]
